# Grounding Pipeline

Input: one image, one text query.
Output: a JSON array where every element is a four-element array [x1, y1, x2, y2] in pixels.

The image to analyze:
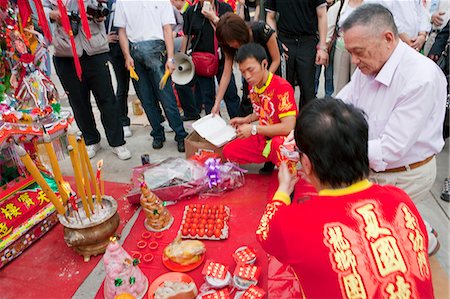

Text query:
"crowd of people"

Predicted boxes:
[[43, 0, 448, 297]]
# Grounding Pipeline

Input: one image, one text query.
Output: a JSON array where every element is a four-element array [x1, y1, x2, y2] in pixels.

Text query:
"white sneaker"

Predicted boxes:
[[123, 126, 133, 138], [161, 120, 173, 133], [112, 145, 132, 160], [425, 221, 440, 256], [86, 142, 101, 159]]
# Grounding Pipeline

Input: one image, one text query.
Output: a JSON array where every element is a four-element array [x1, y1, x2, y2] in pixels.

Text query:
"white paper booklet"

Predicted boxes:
[[192, 114, 236, 147]]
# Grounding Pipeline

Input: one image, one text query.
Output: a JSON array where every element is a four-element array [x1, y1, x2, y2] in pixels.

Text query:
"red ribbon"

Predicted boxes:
[[17, 0, 32, 28], [57, 0, 82, 80], [0, 0, 8, 10], [32, 0, 52, 43], [77, 0, 91, 39]]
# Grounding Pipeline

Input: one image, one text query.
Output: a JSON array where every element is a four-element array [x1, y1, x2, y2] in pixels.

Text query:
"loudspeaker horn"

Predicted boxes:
[[172, 53, 195, 85]]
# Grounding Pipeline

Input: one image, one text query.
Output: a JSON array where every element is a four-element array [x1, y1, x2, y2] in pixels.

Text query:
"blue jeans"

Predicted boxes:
[[176, 58, 240, 119], [217, 59, 240, 119], [130, 40, 187, 142], [176, 75, 215, 117], [315, 64, 334, 96]]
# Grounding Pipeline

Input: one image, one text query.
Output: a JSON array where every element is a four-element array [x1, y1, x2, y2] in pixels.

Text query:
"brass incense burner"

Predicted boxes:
[[58, 196, 120, 261]]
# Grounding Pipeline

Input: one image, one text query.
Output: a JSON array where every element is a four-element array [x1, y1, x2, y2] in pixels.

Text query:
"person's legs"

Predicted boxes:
[[81, 53, 125, 147], [217, 62, 240, 119], [222, 135, 270, 164], [324, 48, 334, 96], [153, 76, 187, 142], [278, 35, 297, 92], [239, 80, 253, 117], [175, 79, 200, 119], [109, 44, 131, 127], [196, 76, 215, 115], [424, 31, 438, 56], [369, 159, 436, 204], [333, 41, 351, 95], [53, 56, 101, 146], [314, 65, 322, 96], [222, 73, 240, 119], [131, 56, 166, 143], [369, 158, 439, 255], [138, 43, 187, 143], [295, 36, 317, 109]]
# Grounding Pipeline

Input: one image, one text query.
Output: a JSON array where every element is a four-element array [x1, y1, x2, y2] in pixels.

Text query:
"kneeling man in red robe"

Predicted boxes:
[[222, 43, 297, 172], [257, 98, 434, 298]]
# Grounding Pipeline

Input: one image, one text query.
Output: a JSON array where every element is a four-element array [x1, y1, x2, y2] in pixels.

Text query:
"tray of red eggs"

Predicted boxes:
[[178, 204, 230, 240]]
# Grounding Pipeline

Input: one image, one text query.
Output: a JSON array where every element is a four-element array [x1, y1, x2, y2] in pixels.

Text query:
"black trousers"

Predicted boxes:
[[109, 43, 131, 127], [279, 33, 317, 110], [53, 53, 125, 147]]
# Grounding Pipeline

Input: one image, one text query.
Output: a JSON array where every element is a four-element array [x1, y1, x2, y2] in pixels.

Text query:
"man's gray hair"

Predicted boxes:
[[341, 3, 398, 37]]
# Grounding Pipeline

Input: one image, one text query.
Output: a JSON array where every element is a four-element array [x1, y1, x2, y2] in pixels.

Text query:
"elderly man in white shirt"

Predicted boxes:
[[337, 4, 447, 255], [366, 0, 432, 51]]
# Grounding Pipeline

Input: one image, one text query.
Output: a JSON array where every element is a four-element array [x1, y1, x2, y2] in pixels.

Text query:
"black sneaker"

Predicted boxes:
[[177, 140, 185, 153], [152, 139, 165, 149], [441, 177, 450, 202], [259, 162, 275, 175], [182, 115, 201, 121]]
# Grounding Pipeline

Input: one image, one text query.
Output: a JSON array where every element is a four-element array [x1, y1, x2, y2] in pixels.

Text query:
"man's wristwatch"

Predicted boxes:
[[251, 125, 258, 135], [168, 58, 175, 64]]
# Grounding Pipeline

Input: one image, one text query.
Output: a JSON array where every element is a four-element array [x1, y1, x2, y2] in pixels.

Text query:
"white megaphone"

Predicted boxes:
[[172, 53, 195, 85]]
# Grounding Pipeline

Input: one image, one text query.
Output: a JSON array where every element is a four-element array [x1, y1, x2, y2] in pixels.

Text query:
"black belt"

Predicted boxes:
[[279, 31, 315, 39]]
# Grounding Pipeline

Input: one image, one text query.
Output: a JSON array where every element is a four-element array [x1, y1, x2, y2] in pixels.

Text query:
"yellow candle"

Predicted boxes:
[[68, 145, 91, 219], [77, 136, 94, 212], [67, 125, 91, 216], [77, 132, 102, 205], [15, 145, 66, 215], [43, 133, 69, 204]]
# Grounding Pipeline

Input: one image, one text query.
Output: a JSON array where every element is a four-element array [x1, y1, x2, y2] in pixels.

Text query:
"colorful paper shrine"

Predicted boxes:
[[0, 0, 72, 268]]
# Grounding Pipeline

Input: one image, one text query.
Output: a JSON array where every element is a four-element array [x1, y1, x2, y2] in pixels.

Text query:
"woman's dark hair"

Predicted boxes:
[[216, 12, 251, 56], [235, 43, 267, 64], [294, 97, 369, 188]]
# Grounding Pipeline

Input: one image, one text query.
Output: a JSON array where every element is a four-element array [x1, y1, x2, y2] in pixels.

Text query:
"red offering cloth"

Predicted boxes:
[[95, 174, 273, 298], [258, 180, 434, 298]]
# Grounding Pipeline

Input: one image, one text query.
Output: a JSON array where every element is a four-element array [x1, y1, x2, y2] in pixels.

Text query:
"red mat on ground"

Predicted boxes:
[[0, 178, 138, 299], [95, 174, 277, 299]]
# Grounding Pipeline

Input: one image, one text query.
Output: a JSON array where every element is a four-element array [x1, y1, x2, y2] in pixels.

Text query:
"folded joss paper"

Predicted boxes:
[[233, 247, 257, 264], [201, 289, 231, 299], [234, 264, 262, 281], [202, 260, 229, 280], [241, 285, 266, 299]]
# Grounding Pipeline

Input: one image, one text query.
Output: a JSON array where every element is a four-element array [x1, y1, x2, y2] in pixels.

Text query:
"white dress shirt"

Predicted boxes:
[[366, 0, 431, 37], [114, 0, 175, 43], [337, 41, 447, 171]]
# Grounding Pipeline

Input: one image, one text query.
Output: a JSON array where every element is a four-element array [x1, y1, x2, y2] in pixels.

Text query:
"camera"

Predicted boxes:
[[86, 1, 110, 19], [67, 11, 81, 35]]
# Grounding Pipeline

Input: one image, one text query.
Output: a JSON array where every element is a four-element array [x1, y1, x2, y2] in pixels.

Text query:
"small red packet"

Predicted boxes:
[[234, 264, 262, 281], [201, 289, 231, 299], [233, 247, 256, 264], [241, 285, 266, 299], [202, 260, 229, 280]]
